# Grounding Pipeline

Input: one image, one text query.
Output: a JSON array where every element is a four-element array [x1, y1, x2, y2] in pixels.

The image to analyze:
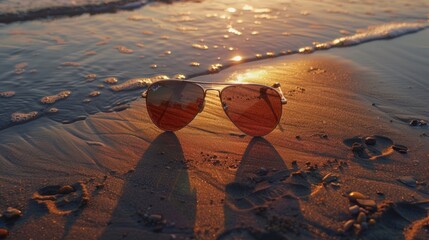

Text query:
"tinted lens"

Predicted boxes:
[[220, 85, 282, 136], [146, 81, 205, 131]]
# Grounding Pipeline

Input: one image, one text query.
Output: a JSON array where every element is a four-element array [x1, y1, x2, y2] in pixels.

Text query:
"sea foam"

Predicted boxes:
[[315, 22, 428, 49]]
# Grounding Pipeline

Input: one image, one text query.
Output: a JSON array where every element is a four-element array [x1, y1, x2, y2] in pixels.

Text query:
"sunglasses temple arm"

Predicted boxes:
[[272, 83, 287, 105], [142, 89, 148, 98]]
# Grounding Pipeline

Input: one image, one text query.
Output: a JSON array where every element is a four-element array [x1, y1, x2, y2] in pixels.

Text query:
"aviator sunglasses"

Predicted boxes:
[[142, 80, 287, 136]]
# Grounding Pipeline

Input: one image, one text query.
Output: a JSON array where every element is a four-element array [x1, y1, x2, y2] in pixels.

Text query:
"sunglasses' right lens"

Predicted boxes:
[[220, 85, 282, 136], [146, 81, 204, 131]]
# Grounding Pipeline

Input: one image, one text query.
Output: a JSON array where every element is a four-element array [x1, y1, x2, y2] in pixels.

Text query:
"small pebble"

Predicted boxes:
[[359, 207, 369, 214], [351, 143, 365, 153], [3, 207, 22, 219], [364, 137, 376, 145], [392, 144, 408, 154], [0, 228, 9, 239], [256, 167, 268, 176], [148, 214, 163, 223], [356, 199, 376, 209], [368, 218, 376, 225], [322, 173, 338, 183], [89, 91, 101, 97], [357, 212, 367, 223], [291, 170, 304, 177], [409, 119, 419, 126], [58, 185, 75, 194], [343, 219, 355, 232], [348, 192, 369, 201], [354, 223, 362, 235], [349, 205, 359, 215], [104, 77, 118, 84], [409, 119, 426, 127]]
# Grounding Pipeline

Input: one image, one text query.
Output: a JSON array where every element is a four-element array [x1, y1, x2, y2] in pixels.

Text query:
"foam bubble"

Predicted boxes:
[[89, 91, 101, 97], [96, 40, 108, 46], [177, 26, 198, 32], [84, 50, 97, 55], [11, 111, 38, 123], [104, 77, 118, 84], [298, 46, 314, 53], [115, 46, 134, 54], [192, 44, 209, 50], [15, 62, 28, 69], [254, 14, 278, 19], [208, 63, 223, 73], [110, 78, 152, 92], [15, 68, 25, 74], [152, 75, 169, 81], [173, 74, 186, 79], [47, 108, 59, 113], [40, 91, 71, 104], [190, 62, 200, 67], [128, 15, 152, 21], [228, 27, 242, 36], [168, 16, 196, 23], [328, 22, 428, 47], [254, 8, 271, 13], [0, 91, 16, 98], [61, 62, 81, 67], [85, 74, 97, 80]]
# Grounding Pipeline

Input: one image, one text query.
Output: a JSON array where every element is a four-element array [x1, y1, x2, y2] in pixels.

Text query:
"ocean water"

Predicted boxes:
[[0, 0, 428, 130]]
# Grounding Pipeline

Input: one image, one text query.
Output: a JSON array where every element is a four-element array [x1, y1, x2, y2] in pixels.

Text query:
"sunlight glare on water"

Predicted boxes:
[[0, 0, 428, 129]]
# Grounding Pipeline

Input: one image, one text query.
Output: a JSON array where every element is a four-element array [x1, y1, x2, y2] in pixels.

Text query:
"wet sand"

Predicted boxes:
[[0, 32, 428, 239]]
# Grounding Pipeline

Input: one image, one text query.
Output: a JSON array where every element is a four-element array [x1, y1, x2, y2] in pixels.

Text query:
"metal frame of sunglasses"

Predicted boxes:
[[142, 79, 288, 136]]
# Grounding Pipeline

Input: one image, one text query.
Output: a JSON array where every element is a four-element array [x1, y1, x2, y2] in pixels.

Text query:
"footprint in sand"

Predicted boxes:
[[367, 201, 429, 239], [225, 171, 309, 211], [343, 135, 395, 160], [32, 182, 89, 215]]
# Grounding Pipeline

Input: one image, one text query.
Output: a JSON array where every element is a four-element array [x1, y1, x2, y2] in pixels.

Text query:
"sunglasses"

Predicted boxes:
[[142, 80, 287, 136]]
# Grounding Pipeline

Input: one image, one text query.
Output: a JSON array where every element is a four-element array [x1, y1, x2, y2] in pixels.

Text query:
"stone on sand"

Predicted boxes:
[[3, 207, 22, 219], [343, 219, 355, 232], [349, 205, 359, 215], [322, 173, 338, 183], [364, 136, 376, 145], [357, 211, 367, 223], [392, 144, 408, 154], [348, 192, 369, 201], [356, 199, 377, 209], [351, 143, 365, 153], [0, 228, 9, 239], [59, 185, 75, 194]]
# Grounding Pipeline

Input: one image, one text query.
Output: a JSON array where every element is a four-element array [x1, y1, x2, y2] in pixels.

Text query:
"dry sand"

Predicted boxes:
[[0, 50, 428, 239]]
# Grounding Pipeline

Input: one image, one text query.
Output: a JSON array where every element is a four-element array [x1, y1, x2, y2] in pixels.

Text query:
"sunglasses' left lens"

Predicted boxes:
[[146, 81, 204, 131]]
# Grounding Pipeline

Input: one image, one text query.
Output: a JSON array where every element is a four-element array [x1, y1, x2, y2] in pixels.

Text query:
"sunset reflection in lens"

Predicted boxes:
[[220, 85, 282, 136], [146, 81, 205, 131]]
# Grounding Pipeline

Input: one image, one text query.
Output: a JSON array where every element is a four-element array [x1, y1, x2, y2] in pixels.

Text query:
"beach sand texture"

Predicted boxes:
[[1, 51, 429, 239], [0, 0, 429, 239]]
